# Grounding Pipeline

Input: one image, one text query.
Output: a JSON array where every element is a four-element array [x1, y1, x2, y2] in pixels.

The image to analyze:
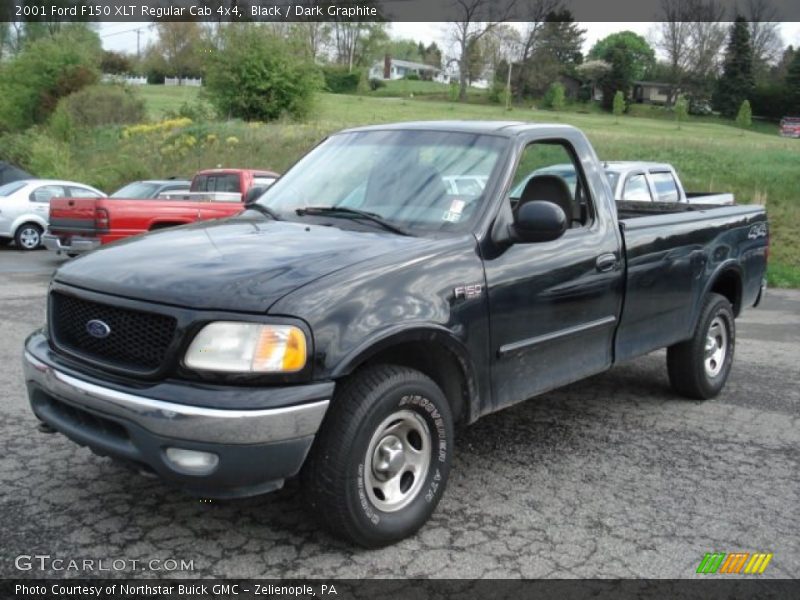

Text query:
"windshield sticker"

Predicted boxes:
[[443, 199, 465, 222]]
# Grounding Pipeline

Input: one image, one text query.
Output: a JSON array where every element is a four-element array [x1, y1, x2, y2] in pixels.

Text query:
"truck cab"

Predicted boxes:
[[24, 122, 767, 547]]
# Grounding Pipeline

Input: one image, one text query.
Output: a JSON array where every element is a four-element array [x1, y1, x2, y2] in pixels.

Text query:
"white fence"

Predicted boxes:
[[165, 77, 203, 87], [101, 74, 148, 86]]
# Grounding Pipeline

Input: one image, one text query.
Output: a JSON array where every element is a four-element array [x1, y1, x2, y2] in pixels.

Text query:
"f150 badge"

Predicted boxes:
[[454, 284, 483, 301]]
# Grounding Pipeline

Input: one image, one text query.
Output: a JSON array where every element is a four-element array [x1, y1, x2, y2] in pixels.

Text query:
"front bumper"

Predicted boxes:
[[42, 233, 100, 254], [23, 332, 332, 498]]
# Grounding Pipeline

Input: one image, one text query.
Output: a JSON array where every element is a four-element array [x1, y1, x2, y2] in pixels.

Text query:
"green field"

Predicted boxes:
[[83, 86, 800, 287]]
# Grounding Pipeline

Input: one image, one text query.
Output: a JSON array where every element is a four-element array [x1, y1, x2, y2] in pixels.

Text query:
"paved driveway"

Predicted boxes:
[[1, 248, 797, 578]]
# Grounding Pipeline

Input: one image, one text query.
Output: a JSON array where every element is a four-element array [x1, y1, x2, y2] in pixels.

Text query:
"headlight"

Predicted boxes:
[[184, 322, 307, 373]]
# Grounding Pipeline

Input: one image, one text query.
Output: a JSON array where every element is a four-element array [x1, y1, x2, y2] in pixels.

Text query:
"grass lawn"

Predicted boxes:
[[138, 84, 204, 119], [95, 87, 800, 287]]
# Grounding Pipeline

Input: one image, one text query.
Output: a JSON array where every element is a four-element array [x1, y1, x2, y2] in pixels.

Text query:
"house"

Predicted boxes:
[[632, 81, 675, 105], [369, 55, 442, 81], [558, 74, 583, 99]]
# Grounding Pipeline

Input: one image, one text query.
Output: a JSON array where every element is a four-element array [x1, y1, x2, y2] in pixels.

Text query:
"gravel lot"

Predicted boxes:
[[1, 247, 798, 579]]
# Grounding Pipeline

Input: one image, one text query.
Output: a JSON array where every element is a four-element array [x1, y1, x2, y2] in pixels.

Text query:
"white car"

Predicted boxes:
[[0, 179, 104, 250]]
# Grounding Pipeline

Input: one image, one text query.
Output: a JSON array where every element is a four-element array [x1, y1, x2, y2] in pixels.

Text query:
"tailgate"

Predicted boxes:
[[49, 198, 102, 233]]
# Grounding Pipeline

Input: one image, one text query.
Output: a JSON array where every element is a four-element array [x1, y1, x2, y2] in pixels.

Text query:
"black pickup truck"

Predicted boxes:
[[24, 122, 768, 547]]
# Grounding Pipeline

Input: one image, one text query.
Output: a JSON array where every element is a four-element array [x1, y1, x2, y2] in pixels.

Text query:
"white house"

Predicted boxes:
[[369, 56, 442, 81]]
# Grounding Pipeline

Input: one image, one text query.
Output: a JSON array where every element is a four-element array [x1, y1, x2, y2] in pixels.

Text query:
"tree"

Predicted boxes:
[[589, 31, 655, 82], [449, 0, 517, 101], [655, 0, 692, 103], [745, 0, 785, 81], [100, 50, 132, 75], [714, 18, 754, 118], [674, 94, 689, 128], [0, 25, 101, 132], [612, 90, 625, 122], [419, 42, 443, 68], [512, 9, 585, 98], [204, 25, 322, 121], [589, 32, 655, 110], [786, 50, 800, 112], [543, 82, 566, 110], [153, 22, 204, 78], [736, 99, 752, 130], [289, 22, 331, 63]]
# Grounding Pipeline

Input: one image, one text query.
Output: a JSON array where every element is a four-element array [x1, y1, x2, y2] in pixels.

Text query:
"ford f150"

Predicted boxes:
[[24, 122, 768, 547]]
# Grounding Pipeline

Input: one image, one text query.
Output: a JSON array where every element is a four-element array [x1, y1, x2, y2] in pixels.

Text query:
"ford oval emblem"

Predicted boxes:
[[86, 319, 111, 339]]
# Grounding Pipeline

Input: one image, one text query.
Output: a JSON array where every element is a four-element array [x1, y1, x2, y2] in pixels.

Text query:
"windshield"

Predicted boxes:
[[255, 130, 507, 234], [0, 181, 26, 197], [111, 182, 160, 198]]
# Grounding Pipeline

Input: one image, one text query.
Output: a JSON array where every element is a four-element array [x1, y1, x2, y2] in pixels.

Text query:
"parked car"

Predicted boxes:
[[25, 122, 768, 547], [43, 168, 278, 255], [109, 179, 191, 199], [0, 179, 104, 250], [779, 117, 800, 138], [514, 162, 734, 206]]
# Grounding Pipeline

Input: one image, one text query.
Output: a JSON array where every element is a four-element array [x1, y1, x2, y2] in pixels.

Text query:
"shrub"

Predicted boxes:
[[322, 67, 361, 94], [736, 99, 752, 130], [205, 25, 323, 121], [674, 94, 689, 129], [0, 26, 101, 132], [369, 78, 386, 91], [50, 85, 146, 137], [404, 73, 421, 81], [612, 90, 626, 121], [542, 82, 566, 111]]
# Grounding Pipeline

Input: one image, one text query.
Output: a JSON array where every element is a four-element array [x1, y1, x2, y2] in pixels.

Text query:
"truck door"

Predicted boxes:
[[483, 137, 624, 409]]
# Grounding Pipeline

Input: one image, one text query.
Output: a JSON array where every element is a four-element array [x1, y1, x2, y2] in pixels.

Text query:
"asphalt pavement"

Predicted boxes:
[[1, 246, 797, 579]]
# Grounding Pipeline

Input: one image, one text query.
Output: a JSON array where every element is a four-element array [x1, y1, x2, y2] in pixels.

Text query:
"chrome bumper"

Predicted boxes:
[[23, 351, 329, 445], [42, 233, 100, 254]]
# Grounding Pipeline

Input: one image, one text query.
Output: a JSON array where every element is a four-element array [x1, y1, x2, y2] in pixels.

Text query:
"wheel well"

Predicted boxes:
[[149, 222, 185, 231], [710, 269, 742, 316], [16, 221, 43, 234], [356, 341, 472, 423]]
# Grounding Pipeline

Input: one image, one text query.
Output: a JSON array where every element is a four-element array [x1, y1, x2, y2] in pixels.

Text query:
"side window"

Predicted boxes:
[[650, 171, 680, 202], [622, 174, 652, 201], [68, 187, 102, 198], [508, 140, 593, 227], [30, 185, 66, 203]]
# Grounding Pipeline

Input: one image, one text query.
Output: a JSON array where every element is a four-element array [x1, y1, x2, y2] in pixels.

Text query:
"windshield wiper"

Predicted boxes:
[[246, 203, 282, 221], [295, 206, 412, 236]]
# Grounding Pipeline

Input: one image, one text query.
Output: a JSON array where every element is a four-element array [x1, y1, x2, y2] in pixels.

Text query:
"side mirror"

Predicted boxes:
[[511, 200, 567, 243], [243, 186, 266, 205]]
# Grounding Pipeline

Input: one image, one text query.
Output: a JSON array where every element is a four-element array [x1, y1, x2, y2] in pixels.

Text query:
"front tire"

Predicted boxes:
[[667, 293, 735, 400], [302, 365, 453, 547], [14, 223, 43, 251]]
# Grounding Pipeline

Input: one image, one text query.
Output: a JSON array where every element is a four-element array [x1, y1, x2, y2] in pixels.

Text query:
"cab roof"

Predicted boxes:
[[340, 120, 581, 138]]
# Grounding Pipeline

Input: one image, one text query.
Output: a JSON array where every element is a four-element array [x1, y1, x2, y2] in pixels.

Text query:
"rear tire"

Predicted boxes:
[[14, 223, 43, 251], [302, 364, 453, 547], [667, 293, 735, 400]]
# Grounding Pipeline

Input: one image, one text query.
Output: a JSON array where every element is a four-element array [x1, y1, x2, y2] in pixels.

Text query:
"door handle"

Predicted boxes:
[[596, 253, 617, 272]]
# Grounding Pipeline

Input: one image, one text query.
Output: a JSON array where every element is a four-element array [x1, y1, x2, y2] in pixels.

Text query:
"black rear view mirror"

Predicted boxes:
[[511, 201, 567, 243]]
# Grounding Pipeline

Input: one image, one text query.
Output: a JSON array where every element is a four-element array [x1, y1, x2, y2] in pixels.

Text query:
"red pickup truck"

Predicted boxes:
[[43, 168, 278, 255]]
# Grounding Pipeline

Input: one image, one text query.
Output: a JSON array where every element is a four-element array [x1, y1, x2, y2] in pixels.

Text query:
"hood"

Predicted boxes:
[[55, 215, 433, 313]]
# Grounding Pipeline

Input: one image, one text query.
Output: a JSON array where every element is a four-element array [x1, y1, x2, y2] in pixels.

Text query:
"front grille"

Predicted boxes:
[[50, 291, 177, 372]]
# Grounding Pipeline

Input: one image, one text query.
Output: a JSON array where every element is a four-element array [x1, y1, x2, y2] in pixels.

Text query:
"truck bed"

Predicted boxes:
[[614, 200, 768, 363]]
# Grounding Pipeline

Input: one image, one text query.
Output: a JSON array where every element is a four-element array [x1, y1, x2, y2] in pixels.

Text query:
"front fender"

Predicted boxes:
[[331, 323, 481, 422]]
